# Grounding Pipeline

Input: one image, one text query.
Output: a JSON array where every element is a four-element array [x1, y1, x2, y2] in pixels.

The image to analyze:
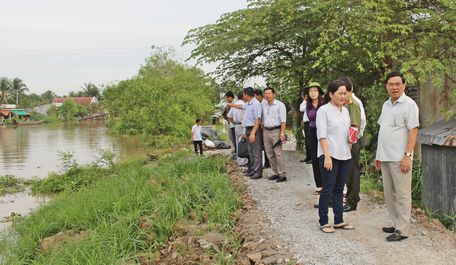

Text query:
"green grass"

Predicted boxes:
[[0, 152, 241, 264], [360, 172, 383, 194], [0, 175, 26, 195]]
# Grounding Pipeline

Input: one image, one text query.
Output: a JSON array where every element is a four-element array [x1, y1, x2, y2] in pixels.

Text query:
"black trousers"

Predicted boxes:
[[193, 140, 203, 155], [346, 140, 361, 207], [304, 122, 311, 159], [308, 127, 322, 188]]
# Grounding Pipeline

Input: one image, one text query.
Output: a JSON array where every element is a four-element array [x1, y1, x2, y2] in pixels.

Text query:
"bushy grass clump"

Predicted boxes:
[[0, 175, 26, 195], [0, 153, 240, 264]]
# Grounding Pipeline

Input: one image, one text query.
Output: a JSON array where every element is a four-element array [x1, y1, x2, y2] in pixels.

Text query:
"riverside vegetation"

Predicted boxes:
[[0, 151, 242, 264]]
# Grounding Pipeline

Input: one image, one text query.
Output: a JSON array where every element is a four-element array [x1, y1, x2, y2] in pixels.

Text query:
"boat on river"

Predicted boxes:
[[16, 120, 44, 126]]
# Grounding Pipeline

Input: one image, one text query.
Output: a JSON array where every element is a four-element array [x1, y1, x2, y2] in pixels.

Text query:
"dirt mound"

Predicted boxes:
[[41, 228, 89, 251]]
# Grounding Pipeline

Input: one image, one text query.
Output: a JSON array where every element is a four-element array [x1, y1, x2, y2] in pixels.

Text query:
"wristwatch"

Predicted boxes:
[[404, 152, 412, 157]]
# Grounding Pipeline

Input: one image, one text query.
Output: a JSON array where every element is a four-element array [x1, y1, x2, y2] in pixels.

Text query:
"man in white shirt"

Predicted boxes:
[[300, 88, 311, 163], [262, 87, 287, 182], [375, 71, 419, 242], [191, 118, 203, 155], [222, 91, 236, 154], [227, 91, 248, 166]]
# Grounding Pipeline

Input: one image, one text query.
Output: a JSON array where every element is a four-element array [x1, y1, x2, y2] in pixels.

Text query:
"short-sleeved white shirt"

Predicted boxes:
[[262, 99, 287, 127], [227, 99, 245, 124], [300, 101, 309, 122], [352, 93, 366, 138], [376, 93, 419, 161], [191, 124, 202, 141], [316, 102, 351, 160]]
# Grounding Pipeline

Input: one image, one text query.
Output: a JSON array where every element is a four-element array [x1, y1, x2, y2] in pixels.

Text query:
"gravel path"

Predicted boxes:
[[242, 147, 456, 265]]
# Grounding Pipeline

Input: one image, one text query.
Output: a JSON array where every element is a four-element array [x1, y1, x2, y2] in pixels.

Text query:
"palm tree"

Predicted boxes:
[[10, 78, 28, 107], [0, 77, 12, 103], [81, 82, 100, 98]]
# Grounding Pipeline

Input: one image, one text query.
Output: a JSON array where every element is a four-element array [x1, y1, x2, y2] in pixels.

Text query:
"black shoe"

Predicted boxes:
[[305, 160, 312, 164], [382, 226, 396, 233], [343, 204, 357, 212], [245, 171, 255, 177], [300, 157, 311, 163], [386, 230, 408, 242], [268, 175, 279, 180], [276, 176, 287, 182], [250, 174, 262, 179]]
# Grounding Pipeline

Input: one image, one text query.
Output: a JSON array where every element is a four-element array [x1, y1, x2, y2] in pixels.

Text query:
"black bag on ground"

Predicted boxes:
[[237, 138, 249, 158]]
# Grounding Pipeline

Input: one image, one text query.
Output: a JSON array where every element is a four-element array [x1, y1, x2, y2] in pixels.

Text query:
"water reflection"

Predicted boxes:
[[0, 120, 147, 179]]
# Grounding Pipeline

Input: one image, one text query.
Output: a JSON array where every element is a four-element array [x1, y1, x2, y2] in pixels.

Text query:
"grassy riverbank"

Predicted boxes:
[[0, 151, 241, 264]]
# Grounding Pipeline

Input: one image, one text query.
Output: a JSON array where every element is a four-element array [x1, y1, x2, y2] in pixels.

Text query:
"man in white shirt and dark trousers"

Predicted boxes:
[[300, 90, 312, 163], [191, 118, 203, 155], [227, 91, 248, 166], [262, 87, 287, 182], [222, 91, 236, 155]]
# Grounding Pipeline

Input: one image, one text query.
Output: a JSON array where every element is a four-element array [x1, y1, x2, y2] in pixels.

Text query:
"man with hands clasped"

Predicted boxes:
[[375, 71, 419, 242]]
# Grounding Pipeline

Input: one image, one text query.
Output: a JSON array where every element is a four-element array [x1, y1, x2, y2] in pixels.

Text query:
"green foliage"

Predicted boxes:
[[411, 160, 424, 207], [103, 48, 214, 147], [30, 150, 115, 194], [58, 100, 88, 121], [0, 175, 26, 195], [29, 111, 46, 121], [185, 0, 456, 118], [1, 154, 241, 264]]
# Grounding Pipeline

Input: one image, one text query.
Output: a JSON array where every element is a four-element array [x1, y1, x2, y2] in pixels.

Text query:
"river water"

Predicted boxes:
[[0, 121, 147, 231]]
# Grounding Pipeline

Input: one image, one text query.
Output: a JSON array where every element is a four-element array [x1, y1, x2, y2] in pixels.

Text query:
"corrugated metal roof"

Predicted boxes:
[[11, 109, 29, 116], [418, 119, 456, 147], [0, 109, 10, 116]]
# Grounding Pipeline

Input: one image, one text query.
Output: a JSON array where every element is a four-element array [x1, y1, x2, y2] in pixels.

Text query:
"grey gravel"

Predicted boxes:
[[242, 147, 456, 265]]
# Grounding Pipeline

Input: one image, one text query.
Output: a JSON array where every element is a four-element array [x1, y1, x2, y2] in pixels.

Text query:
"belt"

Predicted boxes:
[[234, 122, 242, 125], [264, 125, 281, 130], [245, 126, 253, 130]]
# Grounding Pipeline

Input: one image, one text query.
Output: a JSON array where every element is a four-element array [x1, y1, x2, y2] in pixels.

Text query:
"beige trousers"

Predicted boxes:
[[381, 161, 412, 236], [263, 129, 286, 177]]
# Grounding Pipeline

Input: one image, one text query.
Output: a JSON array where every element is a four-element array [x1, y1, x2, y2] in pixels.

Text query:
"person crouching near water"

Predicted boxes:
[[316, 80, 354, 233], [191, 118, 203, 155]]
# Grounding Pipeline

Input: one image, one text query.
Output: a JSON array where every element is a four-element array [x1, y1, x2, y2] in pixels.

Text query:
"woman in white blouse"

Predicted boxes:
[[316, 80, 354, 233]]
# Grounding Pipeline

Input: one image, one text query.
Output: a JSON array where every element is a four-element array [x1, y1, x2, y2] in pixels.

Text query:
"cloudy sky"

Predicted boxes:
[[0, 0, 249, 95]]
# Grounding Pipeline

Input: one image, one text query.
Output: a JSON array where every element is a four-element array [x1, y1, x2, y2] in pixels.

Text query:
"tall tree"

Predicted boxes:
[[184, 0, 455, 112], [0, 77, 11, 103], [81, 82, 101, 99]]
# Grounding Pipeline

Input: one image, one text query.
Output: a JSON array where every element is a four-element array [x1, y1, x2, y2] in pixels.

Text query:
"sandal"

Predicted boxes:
[[334, 222, 355, 230], [320, 224, 335, 233]]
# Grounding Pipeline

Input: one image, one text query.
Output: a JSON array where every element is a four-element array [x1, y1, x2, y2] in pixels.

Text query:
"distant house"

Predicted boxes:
[[0, 104, 30, 123], [52, 97, 98, 107]]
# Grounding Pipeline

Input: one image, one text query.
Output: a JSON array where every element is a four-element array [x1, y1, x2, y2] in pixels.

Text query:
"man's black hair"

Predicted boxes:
[[385, 71, 405, 84]]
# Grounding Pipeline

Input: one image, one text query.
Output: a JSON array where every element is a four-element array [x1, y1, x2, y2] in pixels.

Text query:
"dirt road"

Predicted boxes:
[[240, 149, 456, 265]]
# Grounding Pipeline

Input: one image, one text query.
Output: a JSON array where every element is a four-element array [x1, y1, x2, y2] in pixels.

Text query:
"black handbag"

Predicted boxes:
[[237, 138, 249, 158]]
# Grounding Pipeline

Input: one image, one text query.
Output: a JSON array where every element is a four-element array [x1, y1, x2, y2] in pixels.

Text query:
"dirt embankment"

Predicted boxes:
[[148, 159, 294, 264]]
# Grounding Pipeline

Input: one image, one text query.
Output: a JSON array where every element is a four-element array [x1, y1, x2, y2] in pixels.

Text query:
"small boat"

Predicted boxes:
[[16, 120, 44, 126]]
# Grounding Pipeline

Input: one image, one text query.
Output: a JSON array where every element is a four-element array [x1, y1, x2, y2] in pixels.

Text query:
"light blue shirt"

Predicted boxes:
[[244, 97, 262, 127], [316, 102, 351, 160]]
